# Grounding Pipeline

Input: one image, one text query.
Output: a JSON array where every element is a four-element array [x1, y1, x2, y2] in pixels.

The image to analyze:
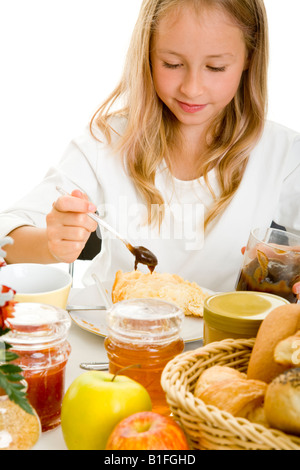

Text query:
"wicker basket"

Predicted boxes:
[[161, 338, 300, 450]]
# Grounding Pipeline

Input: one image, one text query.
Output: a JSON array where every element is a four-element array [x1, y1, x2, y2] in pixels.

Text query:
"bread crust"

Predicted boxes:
[[198, 377, 267, 418], [247, 304, 300, 383], [264, 368, 300, 435], [112, 270, 209, 317], [274, 332, 300, 366], [194, 365, 247, 397]]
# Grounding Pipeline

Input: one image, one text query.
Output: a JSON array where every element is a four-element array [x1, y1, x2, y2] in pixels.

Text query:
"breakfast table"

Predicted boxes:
[[32, 285, 202, 451]]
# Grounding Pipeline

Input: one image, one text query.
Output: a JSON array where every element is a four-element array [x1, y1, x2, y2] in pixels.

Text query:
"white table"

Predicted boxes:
[[32, 287, 202, 450]]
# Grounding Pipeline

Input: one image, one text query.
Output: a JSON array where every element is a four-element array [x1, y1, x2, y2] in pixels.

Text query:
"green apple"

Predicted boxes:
[[60, 371, 152, 450]]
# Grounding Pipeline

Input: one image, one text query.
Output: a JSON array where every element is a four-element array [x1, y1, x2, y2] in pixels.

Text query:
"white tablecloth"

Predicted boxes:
[[32, 287, 201, 450]]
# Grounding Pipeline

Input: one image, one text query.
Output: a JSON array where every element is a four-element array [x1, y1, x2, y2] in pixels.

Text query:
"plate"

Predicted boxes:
[[68, 282, 213, 343]]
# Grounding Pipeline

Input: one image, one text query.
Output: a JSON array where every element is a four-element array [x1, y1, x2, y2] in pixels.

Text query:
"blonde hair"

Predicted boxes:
[[90, 0, 269, 229]]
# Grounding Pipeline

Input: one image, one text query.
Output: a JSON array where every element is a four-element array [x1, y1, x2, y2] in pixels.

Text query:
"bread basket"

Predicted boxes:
[[161, 338, 300, 450]]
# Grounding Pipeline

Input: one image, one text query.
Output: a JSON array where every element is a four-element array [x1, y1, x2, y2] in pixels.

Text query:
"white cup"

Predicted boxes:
[[0, 263, 72, 309]]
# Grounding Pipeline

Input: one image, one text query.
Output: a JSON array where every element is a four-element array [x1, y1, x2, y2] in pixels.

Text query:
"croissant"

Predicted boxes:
[[198, 378, 267, 418], [194, 365, 247, 397]]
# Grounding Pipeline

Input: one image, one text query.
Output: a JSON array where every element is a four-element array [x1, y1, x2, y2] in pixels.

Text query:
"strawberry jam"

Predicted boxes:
[[5, 303, 71, 431]]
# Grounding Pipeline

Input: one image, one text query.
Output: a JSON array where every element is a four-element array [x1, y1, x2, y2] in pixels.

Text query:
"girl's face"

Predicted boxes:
[[151, 5, 248, 136]]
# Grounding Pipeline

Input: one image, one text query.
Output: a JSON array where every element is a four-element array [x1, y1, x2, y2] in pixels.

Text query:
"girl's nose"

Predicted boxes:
[[180, 69, 205, 99]]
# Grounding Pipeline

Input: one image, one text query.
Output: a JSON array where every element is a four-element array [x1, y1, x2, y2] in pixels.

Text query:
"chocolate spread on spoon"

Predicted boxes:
[[126, 243, 158, 273]]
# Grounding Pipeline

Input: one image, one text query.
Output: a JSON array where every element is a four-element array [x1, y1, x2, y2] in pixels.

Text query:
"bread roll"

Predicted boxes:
[[194, 365, 247, 397], [247, 304, 300, 383], [246, 405, 269, 427], [112, 270, 209, 317], [264, 368, 300, 436], [198, 378, 267, 418], [274, 332, 300, 366]]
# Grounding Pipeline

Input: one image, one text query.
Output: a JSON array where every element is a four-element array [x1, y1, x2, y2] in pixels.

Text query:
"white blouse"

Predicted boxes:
[[0, 118, 299, 292]]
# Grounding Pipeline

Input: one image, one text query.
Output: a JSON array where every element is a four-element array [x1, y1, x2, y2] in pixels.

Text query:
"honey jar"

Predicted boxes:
[[203, 291, 289, 345], [104, 298, 184, 416], [5, 302, 71, 431]]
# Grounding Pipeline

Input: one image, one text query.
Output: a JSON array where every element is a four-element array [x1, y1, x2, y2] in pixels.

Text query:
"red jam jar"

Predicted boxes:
[[104, 298, 184, 416], [6, 302, 71, 432]]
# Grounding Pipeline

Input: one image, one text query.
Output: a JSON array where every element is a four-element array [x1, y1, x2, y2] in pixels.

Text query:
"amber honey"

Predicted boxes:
[[105, 336, 184, 415], [105, 298, 185, 416]]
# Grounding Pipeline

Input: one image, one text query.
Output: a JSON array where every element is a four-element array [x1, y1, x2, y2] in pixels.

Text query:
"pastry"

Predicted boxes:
[[112, 270, 209, 317], [198, 377, 267, 418], [247, 304, 300, 383], [274, 332, 300, 367], [194, 365, 247, 397], [264, 368, 300, 436]]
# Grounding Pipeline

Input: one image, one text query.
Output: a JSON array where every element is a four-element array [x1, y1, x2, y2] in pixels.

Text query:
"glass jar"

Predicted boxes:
[[4, 302, 71, 431], [0, 390, 41, 450], [203, 291, 289, 345], [104, 298, 184, 416]]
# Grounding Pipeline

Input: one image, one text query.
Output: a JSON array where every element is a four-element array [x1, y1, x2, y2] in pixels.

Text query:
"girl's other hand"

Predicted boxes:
[[46, 189, 98, 263], [293, 282, 300, 301]]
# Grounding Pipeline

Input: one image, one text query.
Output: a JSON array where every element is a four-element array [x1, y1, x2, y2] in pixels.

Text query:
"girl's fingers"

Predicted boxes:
[[292, 282, 300, 299], [46, 191, 98, 263], [54, 194, 96, 213], [48, 239, 86, 263], [51, 225, 91, 243]]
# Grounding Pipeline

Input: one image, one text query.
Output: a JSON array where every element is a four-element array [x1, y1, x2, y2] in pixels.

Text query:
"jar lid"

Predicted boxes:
[[5, 302, 71, 349], [203, 291, 289, 336], [106, 298, 184, 343]]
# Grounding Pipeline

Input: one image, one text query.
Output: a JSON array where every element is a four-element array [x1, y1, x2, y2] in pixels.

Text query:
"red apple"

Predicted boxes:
[[105, 411, 190, 450]]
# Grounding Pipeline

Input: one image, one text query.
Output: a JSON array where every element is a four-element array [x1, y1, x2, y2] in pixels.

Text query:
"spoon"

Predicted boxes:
[[80, 362, 109, 371], [56, 186, 158, 272]]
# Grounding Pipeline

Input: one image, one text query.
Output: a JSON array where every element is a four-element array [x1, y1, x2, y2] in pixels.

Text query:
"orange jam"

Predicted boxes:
[[5, 303, 71, 431], [105, 299, 184, 416]]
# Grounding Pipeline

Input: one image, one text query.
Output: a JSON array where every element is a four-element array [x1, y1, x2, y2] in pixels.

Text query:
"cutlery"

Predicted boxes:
[[80, 362, 109, 370], [66, 305, 106, 311], [56, 186, 158, 271]]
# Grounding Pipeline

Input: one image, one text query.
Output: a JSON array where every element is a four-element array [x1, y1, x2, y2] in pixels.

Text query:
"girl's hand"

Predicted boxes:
[[293, 282, 300, 300], [46, 189, 98, 263]]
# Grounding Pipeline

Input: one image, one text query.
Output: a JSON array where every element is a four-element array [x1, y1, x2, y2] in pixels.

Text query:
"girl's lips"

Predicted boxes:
[[177, 101, 207, 114]]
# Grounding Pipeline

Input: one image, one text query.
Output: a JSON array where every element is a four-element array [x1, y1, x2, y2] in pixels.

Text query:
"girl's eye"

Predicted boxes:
[[207, 65, 226, 72], [162, 62, 182, 69]]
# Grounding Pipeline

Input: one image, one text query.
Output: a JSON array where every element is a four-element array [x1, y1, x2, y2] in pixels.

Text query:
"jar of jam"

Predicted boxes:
[[203, 291, 289, 345], [5, 302, 71, 432], [104, 298, 184, 416]]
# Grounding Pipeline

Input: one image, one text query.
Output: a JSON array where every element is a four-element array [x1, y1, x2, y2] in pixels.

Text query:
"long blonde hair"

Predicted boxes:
[[90, 0, 269, 229]]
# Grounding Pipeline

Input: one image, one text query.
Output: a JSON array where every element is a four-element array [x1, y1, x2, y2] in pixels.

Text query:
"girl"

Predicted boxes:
[[1, 0, 299, 294]]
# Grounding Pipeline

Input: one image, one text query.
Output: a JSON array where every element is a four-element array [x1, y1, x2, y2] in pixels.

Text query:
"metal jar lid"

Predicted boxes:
[[203, 291, 289, 336]]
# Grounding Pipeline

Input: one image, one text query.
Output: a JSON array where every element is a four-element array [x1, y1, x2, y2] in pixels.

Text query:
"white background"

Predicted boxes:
[[1, 0, 299, 212]]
